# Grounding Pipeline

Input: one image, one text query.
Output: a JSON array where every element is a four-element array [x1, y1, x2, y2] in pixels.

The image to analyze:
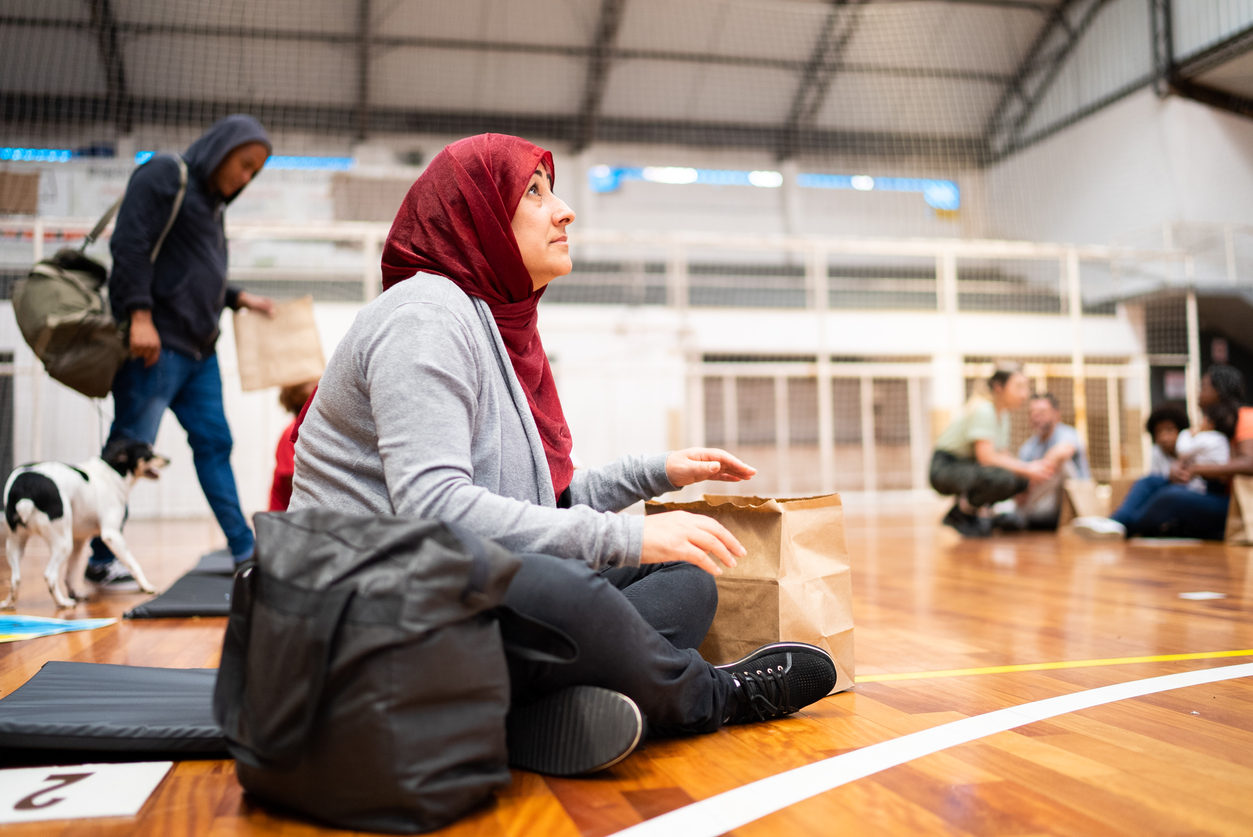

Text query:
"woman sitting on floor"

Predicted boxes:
[[929, 366, 1053, 537], [288, 133, 837, 776]]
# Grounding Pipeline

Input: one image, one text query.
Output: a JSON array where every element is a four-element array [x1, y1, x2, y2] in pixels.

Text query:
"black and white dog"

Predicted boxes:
[[1, 440, 168, 609]]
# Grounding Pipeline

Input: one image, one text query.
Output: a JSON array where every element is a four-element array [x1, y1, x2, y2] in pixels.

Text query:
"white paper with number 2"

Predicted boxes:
[[0, 762, 172, 823]]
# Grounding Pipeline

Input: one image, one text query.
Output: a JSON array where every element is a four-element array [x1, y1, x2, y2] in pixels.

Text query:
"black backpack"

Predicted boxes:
[[213, 509, 575, 834], [11, 157, 186, 398]]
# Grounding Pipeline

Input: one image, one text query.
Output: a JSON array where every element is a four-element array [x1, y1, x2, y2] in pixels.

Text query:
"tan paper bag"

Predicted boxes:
[[1106, 476, 1138, 518], [1225, 476, 1253, 545], [644, 493, 854, 694], [233, 296, 325, 391], [1058, 478, 1103, 527]]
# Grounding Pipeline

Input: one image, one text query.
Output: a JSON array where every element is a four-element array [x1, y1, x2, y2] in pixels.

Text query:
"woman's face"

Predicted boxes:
[[212, 141, 269, 199], [511, 166, 575, 291], [996, 372, 1031, 410], [1154, 421, 1180, 457]]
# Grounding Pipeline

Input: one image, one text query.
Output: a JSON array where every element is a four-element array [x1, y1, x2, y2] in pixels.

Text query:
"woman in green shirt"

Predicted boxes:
[[929, 368, 1053, 536]]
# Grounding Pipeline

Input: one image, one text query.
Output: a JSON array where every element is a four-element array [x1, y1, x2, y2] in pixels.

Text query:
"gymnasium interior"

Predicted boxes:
[[1, 1, 1252, 834]]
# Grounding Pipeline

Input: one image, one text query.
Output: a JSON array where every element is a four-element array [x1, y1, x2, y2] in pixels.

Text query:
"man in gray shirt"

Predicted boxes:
[[1000, 392, 1090, 530]]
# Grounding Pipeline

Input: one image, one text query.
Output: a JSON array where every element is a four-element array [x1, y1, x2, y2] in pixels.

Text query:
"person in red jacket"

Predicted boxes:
[[269, 378, 319, 511]]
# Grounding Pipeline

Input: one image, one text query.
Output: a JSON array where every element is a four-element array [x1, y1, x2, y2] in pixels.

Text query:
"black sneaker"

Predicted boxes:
[[84, 560, 140, 592], [942, 503, 992, 538], [991, 510, 1027, 532], [506, 685, 643, 776], [717, 641, 837, 724]]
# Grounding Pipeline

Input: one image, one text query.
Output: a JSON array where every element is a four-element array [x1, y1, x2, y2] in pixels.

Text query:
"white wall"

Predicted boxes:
[[984, 89, 1253, 247]]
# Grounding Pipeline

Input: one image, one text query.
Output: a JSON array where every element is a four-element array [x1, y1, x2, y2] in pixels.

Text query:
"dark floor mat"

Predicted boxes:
[[124, 550, 236, 619], [0, 661, 225, 764]]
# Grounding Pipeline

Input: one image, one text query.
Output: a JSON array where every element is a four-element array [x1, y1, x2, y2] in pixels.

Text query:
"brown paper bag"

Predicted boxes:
[[233, 296, 325, 391], [1058, 478, 1103, 527], [645, 493, 854, 694], [1106, 476, 1138, 518], [1225, 476, 1253, 545]]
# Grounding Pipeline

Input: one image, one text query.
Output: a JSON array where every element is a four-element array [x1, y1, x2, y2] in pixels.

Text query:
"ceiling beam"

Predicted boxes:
[[1149, 0, 1172, 97], [0, 91, 989, 165], [1169, 77, 1253, 121], [776, 0, 871, 162], [571, 0, 627, 153], [1173, 21, 1253, 79], [981, 0, 1109, 158], [86, 0, 131, 134], [355, 0, 371, 141]]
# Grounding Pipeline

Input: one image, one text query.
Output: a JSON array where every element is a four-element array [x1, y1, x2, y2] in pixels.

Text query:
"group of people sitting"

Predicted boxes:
[[930, 364, 1253, 541]]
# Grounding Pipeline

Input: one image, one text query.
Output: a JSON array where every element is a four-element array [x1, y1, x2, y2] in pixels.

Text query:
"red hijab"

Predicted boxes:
[[379, 133, 574, 500]]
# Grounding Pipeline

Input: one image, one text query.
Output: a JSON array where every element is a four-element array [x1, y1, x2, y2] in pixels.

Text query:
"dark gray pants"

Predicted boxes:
[[502, 554, 732, 735], [929, 450, 1029, 509]]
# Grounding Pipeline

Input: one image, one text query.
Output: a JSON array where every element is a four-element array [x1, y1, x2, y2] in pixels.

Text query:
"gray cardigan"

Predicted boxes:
[[288, 273, 675, 569]]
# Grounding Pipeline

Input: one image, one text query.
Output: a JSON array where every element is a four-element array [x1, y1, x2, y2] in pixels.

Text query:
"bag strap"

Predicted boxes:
[[214, 565, 357, 768], [81, 156, 189, 262], [213, 563, 257, 762], [81, 198, 124, 252], [263, 579, 354, 766], [149, 156, 188, 263]]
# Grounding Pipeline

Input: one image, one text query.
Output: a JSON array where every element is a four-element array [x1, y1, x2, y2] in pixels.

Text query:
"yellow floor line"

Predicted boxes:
[[857, 649, 1253, 682]]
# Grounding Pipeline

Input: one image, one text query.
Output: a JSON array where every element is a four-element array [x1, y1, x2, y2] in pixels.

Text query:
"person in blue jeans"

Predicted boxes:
[[87, 115, 276, 588], [1074, 365, 1250, 540]]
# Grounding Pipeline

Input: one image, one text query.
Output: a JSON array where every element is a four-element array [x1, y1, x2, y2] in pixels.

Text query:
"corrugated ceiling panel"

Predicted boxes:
[[5, 0, 89, 22], [0, 28, 103, 94], [616, 0, 825, 63], [371, 48, 584, 114], [127, 36, 356, 104], [599, 59, 796, 124], [1173, 0, 1253, 58], [114, 0, 358, 34], [817, 72, 1002, 136], [838, 4, 1038, 76], [373, 0, 596, 47], [1020, 0, 1152, 141]]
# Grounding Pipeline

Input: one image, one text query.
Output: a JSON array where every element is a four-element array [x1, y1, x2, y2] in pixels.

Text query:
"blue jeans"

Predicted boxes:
[[1111, 474, 1230, 540], [91, 351, 254, 564]]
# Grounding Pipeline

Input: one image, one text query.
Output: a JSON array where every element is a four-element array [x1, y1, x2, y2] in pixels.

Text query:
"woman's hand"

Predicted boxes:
[[1169, 460, 1195, 484], [237, 292, 276, 317], [1021, 459, 1055, 482], [128, 309, 161, 367], [665, 448, 757, 487], [641, 510, 744, 576]]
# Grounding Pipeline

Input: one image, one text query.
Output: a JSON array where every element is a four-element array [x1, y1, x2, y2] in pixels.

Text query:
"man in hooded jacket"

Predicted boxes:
[[87, 114, 276, 585]]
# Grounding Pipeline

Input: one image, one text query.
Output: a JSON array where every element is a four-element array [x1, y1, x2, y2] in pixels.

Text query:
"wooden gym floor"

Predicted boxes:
[[2, 499, 1252, 836]]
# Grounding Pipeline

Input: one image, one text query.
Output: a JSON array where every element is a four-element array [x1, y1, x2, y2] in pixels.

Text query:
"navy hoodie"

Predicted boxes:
[[109, 114, 271, 360]]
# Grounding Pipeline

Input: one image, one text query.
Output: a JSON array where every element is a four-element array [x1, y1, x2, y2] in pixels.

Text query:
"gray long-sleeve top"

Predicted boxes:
[[289, 273, 676, 569]]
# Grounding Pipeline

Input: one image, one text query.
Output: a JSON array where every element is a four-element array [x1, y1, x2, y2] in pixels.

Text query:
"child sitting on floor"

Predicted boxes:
[[1175, 399, 1237, 494], [1144, 402, 1190, 479]]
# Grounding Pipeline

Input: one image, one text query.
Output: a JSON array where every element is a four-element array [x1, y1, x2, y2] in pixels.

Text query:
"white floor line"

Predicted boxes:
[[612, 662, 1253, 837]]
